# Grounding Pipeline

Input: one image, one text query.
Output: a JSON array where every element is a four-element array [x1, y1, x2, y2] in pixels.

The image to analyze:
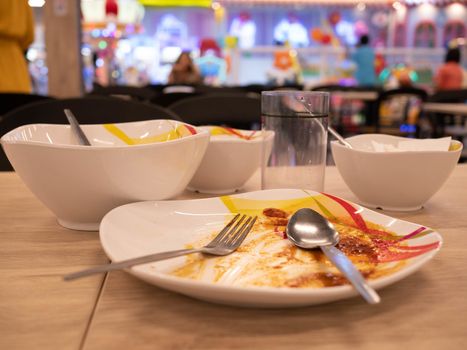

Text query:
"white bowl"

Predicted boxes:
[[1, 120, 209, 230], [331, 134, 463, 211], [188, 127, 274, 194]]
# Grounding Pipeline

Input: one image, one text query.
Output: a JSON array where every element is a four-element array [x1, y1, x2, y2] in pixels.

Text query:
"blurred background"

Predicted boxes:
[[26, 0, 466, 93]]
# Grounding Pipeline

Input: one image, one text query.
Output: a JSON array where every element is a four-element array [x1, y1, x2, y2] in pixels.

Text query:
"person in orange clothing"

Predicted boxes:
[[435, 47, 464, 91], [0, 0, 35, 93]]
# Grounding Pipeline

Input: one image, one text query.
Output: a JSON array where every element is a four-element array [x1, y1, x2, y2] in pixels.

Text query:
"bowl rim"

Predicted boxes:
[[331, 134, 463, 155], [0, 120, 210, 151]]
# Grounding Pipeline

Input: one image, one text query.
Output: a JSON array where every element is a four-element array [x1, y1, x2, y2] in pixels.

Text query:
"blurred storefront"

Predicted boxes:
[[27, 0, 467, 93]]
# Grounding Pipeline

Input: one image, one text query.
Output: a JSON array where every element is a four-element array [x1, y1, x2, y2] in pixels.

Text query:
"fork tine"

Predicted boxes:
[[225, 216, 253, 246], [206, 214, 242, 247], [228, 216, 257, 248], [216, 215, 247, 245]]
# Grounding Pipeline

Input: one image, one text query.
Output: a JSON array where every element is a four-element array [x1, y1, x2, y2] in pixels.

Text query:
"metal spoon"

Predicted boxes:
[[297, 96, 353, 148], [64, 109, 91, 146], [327, 126, 353, 149], [286, 208, 380, 304]]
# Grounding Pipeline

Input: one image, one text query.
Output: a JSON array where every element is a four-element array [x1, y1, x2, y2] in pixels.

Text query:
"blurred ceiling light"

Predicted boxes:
[[26, 48, 38, 61], [356, 3, 366, 12], [392, 1, 402, 11], [28, 0, 45, 7], [211, 2, 221, 10]]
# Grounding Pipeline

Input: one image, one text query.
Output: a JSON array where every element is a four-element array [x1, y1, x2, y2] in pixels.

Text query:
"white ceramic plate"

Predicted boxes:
[[100, 189, 442, 308]]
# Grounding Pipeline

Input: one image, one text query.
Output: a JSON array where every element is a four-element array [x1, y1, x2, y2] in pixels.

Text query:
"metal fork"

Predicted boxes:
[[64, 214, 257, 281]]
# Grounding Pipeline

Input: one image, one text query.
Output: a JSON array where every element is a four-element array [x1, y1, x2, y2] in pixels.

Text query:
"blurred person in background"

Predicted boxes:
[[168, 52, 202, 85], [0, 0, 34, 93], [435, 47, 466, 91], [351, 34, 376, 86]]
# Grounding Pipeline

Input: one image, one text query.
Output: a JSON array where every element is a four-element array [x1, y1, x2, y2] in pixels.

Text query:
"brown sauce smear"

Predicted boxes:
[[172, 207, 404, 288], [337, 236, 378, 263], [262, 208, 289, 226]]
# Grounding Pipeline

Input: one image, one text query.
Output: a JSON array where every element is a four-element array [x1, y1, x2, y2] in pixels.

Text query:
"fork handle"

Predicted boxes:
[[321, 245, 381, 304], [64, 248, 199, 281]]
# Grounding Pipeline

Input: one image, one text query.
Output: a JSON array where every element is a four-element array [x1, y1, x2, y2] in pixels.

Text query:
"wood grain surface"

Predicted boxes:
[[0, 173, 107, 349], [2, 166, 466, 350]]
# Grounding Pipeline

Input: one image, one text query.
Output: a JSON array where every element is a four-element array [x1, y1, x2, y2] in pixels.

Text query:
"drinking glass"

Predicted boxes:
[[261, 91, 329, 191]]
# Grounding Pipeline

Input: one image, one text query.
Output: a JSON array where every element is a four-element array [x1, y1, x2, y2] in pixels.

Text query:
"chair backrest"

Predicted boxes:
[[309, 84, 348, 92], [376, 87, 428, 131], [88, 85, 156, 102], [243, 84, 267, 94], [193, 85, 248, 94], [0, 93, 54, 119], [428, 89, 467, 103], [150, 92, 202, 107], [377, 86, 428, 102], [0, 96, 181, 171], [168, 93, 261, 129]]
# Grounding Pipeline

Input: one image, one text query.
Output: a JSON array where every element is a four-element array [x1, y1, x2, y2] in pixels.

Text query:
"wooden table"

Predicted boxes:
[[2, 166, 467, 350]]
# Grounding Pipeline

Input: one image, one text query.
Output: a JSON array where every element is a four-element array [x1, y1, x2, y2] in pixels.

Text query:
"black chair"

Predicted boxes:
[[242, 84, 267, 94], [168, 93, 261, 129], [375, 87, 428, 136], [309, 84, 348, 92], [427, 89, 467, 138], [150, 92, 202, 107], [0, 96, 181, 171], [194, 85, 248, 94], [309, 85, 383, 135], [88, 85, 157, 102], [0, 93, 54, 120], [428, 89, 467, 103], [146, 83, 168, 94]]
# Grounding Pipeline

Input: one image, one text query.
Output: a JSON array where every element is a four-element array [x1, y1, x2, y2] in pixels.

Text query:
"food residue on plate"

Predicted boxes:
[[169, 207, 408, 288]]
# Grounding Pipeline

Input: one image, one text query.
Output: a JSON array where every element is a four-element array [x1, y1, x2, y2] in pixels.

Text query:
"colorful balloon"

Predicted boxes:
[[105, 0, 118, 17], [321, 34, 332, 45], [354, 21, 369, 37], [310, 28, 323, 42], [328, 11, 341, 26]]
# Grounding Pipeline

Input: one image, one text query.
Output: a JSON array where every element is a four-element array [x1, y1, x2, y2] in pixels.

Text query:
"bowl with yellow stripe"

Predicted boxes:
[[1, 120, 210, 231], [188, 126, 274, 194]]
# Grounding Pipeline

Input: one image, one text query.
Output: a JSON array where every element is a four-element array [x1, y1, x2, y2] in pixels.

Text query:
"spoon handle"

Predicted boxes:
[[64, 109, 92, 146], [328, 126, 353, 148], [321, 245, 381, 304]]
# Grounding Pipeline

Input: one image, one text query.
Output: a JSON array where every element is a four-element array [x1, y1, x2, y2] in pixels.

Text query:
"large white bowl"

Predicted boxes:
[[1, 120, 209, 230], [331, 134, 463, 211], [188, 127, 274, 194]]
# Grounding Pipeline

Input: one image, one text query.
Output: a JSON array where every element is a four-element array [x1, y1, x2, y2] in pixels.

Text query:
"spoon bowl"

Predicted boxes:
[[286, 208, 381, 304], [286, 208, 339, 248]]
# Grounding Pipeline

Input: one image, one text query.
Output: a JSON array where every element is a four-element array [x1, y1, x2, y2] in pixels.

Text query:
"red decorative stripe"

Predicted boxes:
[[224, 127, 246, 138], [376, 241, 440, 262], [398, 226, 426, 242], [246, 130, 257, 140], [322, 193, 369, 232], [184, 124, 197, 135], [393, 242, 440, 251]]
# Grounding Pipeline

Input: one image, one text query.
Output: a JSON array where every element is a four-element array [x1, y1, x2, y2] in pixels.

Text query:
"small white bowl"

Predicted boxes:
[[1, 120, 209, 230], [188, 127, 274, 194], [331, 134, 463, 211]]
